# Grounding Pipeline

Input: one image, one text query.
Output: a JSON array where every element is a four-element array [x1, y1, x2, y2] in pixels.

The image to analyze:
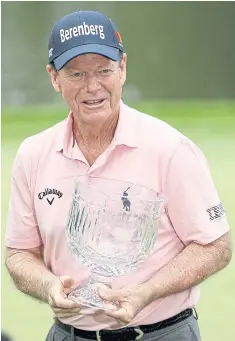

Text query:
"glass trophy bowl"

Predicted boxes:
[[66, 176, 165, 310]]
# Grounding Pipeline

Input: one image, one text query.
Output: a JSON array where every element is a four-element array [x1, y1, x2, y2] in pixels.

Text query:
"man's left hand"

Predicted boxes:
[[99, 283, 154, 324]]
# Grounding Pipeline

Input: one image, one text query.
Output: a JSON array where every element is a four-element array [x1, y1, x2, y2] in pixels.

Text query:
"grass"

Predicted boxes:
[[2, 101, 235, 341]]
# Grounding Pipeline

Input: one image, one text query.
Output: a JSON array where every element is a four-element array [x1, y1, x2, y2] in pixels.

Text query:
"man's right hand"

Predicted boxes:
[[47, 275, 83, 318]]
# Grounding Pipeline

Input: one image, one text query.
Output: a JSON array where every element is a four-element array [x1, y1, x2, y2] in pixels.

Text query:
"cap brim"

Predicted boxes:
[[53, 44, 120, 70]]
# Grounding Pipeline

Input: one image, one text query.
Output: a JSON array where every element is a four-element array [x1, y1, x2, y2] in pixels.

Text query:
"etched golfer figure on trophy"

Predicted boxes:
[[66, 177, 165, 310], [121, 187, 131, 212]]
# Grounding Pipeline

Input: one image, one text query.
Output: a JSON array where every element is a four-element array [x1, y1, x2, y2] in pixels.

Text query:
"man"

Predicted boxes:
[[5, 10, 232, 341]]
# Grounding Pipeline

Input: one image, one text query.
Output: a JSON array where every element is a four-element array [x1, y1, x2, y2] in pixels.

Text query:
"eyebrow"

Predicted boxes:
[[63, 65, 82, 71], [64, 63, 115, 72]]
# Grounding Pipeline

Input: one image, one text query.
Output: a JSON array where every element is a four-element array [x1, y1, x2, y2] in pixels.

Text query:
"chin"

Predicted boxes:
[[82, 109, 112, 123]]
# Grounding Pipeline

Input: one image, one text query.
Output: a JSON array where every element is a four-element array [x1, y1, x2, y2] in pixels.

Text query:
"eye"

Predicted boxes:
[[71, 72, 83, 77], [98, 69, 113, 75]]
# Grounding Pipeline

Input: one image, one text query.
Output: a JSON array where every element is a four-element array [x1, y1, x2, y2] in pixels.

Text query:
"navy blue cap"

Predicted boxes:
[[48, 10, 124, 70]]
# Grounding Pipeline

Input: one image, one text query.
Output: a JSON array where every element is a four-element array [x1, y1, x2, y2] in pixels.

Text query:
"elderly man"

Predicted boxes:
[[5, 9, 232, 341]]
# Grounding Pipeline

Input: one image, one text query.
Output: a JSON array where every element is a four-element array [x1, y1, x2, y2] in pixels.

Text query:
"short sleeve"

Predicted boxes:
[[164, 139, 230, 245], [5, 144, 43, 249]]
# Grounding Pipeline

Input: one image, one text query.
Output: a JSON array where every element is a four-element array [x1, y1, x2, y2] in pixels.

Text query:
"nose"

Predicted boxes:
[[84, 74, 101, 93]]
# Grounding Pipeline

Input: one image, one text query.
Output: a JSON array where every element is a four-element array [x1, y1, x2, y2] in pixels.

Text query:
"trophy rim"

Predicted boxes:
[[72, 175, 167, 204]]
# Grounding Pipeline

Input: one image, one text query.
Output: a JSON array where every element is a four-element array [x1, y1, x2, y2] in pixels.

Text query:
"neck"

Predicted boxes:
[[73, 113, 119, 146], [72, 109, 119, 165]]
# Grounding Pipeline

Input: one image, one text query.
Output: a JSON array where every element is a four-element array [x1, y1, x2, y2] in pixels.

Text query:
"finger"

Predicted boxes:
[[52, 308, 82, 317], [105, 307, 133, 324], [52, 306, 82, 313], [59, 276, 75, 289], [64, 286, 74, 295], [99, 288, 124, 302], [117, 320, 127, 326], [51, 296, 82, 309]]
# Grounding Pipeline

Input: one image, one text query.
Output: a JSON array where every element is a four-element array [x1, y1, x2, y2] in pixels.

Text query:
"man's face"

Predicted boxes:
[[47, 53, 127, 125]]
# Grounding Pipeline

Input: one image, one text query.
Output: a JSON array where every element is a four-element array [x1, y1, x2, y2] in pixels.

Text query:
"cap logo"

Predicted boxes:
[[116, 31, 123, 45], [60, 22, 105, 43], [49, 48, 53, 58]]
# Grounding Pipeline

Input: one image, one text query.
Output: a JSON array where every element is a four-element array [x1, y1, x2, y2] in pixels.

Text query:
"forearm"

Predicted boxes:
[[147, 233, 232, 301], [5, 247, 57, 303]]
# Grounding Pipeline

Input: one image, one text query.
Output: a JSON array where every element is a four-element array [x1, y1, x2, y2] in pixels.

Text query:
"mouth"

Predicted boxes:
[[82, 99, 106, 107]]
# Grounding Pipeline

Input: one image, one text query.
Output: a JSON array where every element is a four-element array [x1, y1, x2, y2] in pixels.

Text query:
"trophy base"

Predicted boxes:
[[68, 282, 117, 310]]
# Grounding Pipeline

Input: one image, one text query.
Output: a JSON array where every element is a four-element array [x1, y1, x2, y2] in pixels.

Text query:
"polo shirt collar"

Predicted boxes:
[[55, 100, 139, 156], [111, 100, 139, 148]]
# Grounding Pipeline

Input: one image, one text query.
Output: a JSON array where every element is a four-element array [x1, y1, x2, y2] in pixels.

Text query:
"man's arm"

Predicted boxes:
[[5, 246, 56, 303], [4, 144, 54, 304], [5, 143, 82, 318], [147, 232, 232, 301], [101, 140, 233, 323], [5, 246, 83, 318], [100, 232, 233, 323]]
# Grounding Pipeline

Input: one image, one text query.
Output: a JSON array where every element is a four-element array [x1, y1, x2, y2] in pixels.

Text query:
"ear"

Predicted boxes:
[[119, 53, 127, 86], [46, 64, 62, 93]]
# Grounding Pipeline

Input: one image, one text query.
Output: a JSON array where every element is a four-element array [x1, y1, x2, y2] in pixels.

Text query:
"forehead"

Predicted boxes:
[[64, 53, 115, 70]]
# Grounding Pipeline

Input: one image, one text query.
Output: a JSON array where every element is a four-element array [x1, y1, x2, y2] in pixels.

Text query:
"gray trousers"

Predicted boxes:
[[45, 315, 202, 341]]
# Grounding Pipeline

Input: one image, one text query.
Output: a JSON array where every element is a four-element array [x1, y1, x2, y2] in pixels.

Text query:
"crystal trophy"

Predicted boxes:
[[66, 176, 165, 309]]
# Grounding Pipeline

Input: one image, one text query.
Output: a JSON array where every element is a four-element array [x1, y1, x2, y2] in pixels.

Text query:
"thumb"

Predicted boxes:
[[99, 287, 124, 302], [59, 275, 75, 292]]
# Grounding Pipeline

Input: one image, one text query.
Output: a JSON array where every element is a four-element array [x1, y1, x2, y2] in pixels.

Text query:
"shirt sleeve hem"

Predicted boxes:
[[192, 225, 230, 246], [4, 239, 43, 249]]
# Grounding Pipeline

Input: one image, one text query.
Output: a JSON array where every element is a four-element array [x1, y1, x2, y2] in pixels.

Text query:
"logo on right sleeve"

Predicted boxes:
[[206, 202, 225, 221]]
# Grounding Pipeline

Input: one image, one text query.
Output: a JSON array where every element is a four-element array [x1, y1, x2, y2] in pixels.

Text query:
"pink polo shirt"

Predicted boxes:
[[5, 101, 229, 330]]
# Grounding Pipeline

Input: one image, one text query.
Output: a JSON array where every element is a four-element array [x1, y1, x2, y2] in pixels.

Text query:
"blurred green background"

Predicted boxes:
[[1, 1, 235, 341], [2, 1, 235, 104]]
